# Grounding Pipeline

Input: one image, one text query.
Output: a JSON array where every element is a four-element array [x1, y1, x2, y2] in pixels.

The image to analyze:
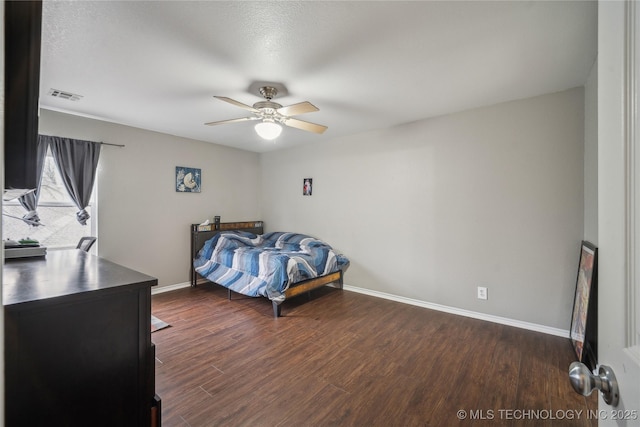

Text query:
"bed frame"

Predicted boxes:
[[190, 221, 344, 317]]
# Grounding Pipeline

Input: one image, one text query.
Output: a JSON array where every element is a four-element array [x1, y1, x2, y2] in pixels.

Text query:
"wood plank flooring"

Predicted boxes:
[[152, 284, 597, 426]]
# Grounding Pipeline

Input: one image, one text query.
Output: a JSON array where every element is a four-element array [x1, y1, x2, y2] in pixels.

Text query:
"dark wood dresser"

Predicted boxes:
[[3, 250, 160, 426]]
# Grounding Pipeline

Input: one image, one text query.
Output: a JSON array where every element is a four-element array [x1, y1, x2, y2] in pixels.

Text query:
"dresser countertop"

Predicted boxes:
[[3, 250, 157, 306]]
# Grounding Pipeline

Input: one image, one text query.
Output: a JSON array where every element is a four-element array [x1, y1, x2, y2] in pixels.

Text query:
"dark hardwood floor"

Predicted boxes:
[[152, 284, 597, 426]]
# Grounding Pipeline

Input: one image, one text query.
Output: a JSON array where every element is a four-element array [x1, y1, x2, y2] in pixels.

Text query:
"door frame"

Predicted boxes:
[[597, 0, 640, 420]]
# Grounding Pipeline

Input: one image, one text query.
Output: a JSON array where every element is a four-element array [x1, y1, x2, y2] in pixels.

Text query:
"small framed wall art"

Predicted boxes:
[[176, 166, 201, 193], [569, 240, 598, 370], [303, 178, 312, 196]]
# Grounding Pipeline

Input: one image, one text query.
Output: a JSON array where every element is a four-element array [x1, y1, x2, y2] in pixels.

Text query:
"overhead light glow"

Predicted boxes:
[[255, 120, 282, 140]]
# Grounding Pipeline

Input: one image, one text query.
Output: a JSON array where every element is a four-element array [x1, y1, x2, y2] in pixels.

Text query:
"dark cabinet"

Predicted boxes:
[[3, 250, 160, 426], [4, 0, 42, 190]]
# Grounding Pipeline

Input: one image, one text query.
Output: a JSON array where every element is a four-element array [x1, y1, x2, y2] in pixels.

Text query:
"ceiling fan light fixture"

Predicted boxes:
[[207, 84, 326, 137], [255, 120, 282, 140]]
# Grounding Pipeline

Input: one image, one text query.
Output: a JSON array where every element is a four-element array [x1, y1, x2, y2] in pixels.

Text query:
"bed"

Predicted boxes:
[[190, 221, 349, 317]]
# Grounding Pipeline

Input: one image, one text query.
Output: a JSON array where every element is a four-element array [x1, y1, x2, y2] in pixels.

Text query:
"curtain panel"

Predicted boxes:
[[17, 134, 49, 226], [45, 135, 101, 225]]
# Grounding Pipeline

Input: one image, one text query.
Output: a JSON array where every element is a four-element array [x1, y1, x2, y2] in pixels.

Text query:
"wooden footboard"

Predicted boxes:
[[273, 270, 344, 317]]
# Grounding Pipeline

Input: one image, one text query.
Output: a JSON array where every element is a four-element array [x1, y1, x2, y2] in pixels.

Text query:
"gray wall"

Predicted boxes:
[[260, 88, 585, 330], [39, 88, 585, 331], [39, 109, 260, 286], [584, 61, 598, 244]]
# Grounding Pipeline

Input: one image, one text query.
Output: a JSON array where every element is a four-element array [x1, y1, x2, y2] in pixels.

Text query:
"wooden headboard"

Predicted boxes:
[[190, 220, 264, 286]]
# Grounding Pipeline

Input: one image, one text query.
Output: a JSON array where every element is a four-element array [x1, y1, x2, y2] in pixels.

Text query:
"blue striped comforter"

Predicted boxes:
[[194, 231, 350, 302]]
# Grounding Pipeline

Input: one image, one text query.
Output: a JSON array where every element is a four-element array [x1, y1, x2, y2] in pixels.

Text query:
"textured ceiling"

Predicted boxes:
[[40, 1, 597, 153]]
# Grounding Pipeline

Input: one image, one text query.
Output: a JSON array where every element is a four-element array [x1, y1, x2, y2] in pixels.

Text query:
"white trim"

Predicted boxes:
[[152, 280, 568, 337], [628, 0, 640, 360], [629, 0, 640, 354], [151, 281, 191, 295], [343, 284, 569, 338]]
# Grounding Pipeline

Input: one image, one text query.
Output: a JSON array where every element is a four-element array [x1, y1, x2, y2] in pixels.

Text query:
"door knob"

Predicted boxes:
[[568, 361, 619, 407]]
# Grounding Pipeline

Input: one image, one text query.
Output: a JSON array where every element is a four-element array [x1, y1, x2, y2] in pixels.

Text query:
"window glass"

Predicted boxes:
[[3, 148, 96, 248]]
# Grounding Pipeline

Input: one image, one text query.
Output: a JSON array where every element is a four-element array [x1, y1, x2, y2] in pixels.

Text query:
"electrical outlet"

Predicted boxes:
[[477, 286, 488, 300]]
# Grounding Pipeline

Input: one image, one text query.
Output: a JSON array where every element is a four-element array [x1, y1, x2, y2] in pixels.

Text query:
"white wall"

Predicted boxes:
[[39, 109, 260, 287], [260, 88, 584, 330]]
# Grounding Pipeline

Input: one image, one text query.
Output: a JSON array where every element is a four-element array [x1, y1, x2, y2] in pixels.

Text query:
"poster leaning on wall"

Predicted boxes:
[[569, 240, 598, 371]]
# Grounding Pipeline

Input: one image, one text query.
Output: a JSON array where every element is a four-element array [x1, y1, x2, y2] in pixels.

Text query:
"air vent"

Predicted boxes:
[[48, 88, 83, 101]]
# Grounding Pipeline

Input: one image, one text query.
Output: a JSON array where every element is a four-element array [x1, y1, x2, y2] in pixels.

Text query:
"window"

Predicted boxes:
[[3, 147, 97, 248]]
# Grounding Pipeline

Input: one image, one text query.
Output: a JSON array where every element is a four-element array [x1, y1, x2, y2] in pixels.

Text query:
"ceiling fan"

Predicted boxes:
[[205, 86, 327, 140]]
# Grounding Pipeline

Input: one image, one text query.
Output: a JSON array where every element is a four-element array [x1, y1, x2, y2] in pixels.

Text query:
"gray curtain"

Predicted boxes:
[[46, 135, 101, 225], [18, 134, 50, 226]]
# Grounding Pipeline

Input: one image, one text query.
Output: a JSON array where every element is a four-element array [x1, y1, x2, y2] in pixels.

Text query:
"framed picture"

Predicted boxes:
[[176, 166, 201, 193], [570, 240, 598, 370], [303, 178, 313, 196]]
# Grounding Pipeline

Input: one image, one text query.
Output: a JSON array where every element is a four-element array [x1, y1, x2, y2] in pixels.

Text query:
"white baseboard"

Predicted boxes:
[[152, 280, 568, 338], [151, 281, 191, 295], [343, 285, 569, 338]]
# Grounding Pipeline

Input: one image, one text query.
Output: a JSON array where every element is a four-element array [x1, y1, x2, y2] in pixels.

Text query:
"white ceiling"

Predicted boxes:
[[40, 1, 597, 153]]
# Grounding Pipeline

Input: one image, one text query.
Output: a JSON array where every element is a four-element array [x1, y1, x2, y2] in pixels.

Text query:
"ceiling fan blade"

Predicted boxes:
[[284, 118, 328, 134], [214, 96, 260, 113], [277, 101, 319, 117], [204, 117, 259, 126]]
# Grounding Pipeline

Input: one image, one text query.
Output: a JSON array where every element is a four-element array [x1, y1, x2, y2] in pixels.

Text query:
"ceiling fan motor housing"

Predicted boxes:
[[253, 101, 282, 111], [254, 87, 283, 120]]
